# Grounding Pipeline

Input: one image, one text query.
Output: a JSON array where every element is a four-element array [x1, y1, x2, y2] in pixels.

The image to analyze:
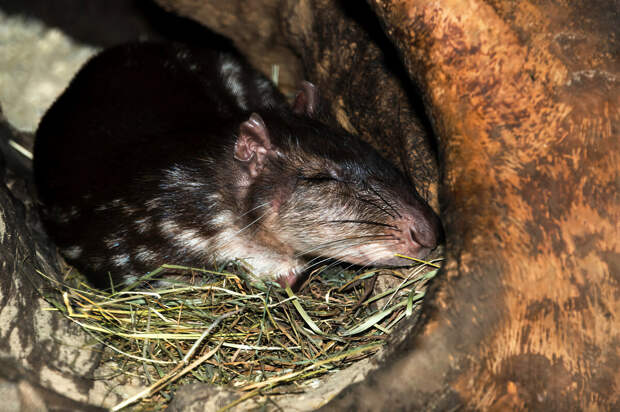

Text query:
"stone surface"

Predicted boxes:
[[0, 110, 129, 409], [0, 10, 97, 132]]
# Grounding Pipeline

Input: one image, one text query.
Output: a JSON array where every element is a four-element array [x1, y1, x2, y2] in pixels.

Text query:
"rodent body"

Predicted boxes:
[[34, 42, 442, 288]]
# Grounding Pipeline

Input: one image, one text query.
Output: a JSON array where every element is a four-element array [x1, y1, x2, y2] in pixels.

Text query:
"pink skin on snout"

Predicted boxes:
[[394, 207, 441, 261], [275, 206, 441, 289]]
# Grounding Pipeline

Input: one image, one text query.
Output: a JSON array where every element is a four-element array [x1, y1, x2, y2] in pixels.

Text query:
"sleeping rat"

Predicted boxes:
[[34, 42, 442, 288]]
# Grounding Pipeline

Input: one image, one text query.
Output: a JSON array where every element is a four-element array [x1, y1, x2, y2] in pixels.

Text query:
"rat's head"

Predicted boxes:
[[231, 82, 442, 282]]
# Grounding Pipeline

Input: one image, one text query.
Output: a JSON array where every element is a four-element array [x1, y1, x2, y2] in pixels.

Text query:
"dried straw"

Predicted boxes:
[[39, 257, 440, 410]]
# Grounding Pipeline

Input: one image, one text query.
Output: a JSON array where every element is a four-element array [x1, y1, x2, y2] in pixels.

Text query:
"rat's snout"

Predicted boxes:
[[407, 217, 439, 249], [395, 205, 443, 258]]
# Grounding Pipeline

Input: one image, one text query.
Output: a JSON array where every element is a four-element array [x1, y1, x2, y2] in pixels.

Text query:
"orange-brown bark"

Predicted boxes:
[[128, 0, 620, 409], [320, 0, 618, 410]]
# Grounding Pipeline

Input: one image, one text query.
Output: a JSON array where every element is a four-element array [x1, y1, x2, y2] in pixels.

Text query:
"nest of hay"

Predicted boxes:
[[39, 256, 440, 410]]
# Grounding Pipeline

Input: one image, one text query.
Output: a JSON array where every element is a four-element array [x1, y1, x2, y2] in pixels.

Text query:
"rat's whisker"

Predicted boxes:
[[211, 210, 270, 252], [301, 238, 394, 271], [294, 235, 396, 259], [326, 220, 398, 229], [238, 202, 270, 219], [365, 184, 402, 219], [353, 195, 396, 219]]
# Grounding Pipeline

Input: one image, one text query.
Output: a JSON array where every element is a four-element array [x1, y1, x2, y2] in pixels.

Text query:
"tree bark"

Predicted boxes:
[[323, 1, 618, 410], [158, 0, 619, 410]]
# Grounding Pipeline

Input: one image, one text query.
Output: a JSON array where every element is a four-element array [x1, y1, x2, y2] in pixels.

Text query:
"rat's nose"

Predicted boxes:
[[408, 221, 438, 249], [397, 204, 443, 257]]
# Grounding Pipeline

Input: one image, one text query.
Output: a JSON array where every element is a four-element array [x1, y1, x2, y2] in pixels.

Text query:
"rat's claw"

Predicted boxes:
[[276, 270, 299, 288]]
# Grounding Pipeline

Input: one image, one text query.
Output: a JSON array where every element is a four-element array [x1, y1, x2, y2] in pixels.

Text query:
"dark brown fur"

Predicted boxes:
[[34, 42, 442, 288]]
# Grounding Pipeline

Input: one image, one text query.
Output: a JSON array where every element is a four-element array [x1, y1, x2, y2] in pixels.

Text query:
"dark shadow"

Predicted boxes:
[[0, 0, 235, 49], [338, 1, 438, 158]]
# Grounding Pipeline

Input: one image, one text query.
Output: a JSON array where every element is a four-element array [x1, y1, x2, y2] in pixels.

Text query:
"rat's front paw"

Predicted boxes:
[[275, 269, 301, 288]]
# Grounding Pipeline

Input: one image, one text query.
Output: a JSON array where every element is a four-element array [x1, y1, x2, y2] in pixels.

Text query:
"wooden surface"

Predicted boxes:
[[325, 0, 619, 409], [159, 0, 619, 409]]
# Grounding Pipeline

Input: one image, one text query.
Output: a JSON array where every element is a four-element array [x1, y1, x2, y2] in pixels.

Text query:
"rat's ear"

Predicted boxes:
[[292, 81, 318, 117], [234, 113, 272, 178]]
